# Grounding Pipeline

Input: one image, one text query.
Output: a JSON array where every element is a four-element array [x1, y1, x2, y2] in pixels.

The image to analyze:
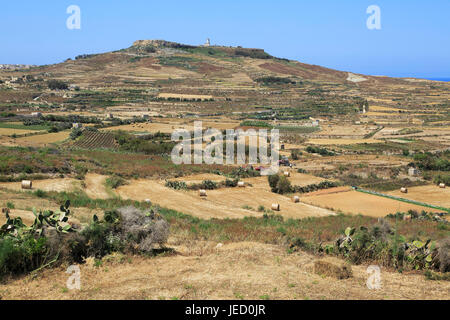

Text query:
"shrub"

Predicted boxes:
[[306, 146, 335, 156], [268, 174, 280, 192], [435, 237, 450, 273], [70, 128, 83, 140], [276, 175, 292, 194], [200, 180, 217, 190], [290, 149, 302, 160], [267, 174, 292, 194], [47, 79, 68, 90], [115, 206, 170, 251], [292, 181, 338, 194], [223, 179, 238, 187], [105, 175, 128, 189], [0, 235, 48, 279], [165, 180, 187, 190]]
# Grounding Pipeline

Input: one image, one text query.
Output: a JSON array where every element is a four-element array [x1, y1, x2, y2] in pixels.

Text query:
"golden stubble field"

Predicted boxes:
[[301, 190, 445, 217], [0, 131, 70, 147], [387, 185, 450, 208]]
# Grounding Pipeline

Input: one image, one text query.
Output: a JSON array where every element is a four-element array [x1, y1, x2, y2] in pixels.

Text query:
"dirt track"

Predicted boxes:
[[84, 173, 110, 199]]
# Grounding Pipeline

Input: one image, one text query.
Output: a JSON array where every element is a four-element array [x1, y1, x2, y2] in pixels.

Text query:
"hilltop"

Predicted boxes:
[[0, 39, 449, 121]]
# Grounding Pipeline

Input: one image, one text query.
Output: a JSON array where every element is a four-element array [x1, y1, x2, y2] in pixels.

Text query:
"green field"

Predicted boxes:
[[0, 122, 49, 131]]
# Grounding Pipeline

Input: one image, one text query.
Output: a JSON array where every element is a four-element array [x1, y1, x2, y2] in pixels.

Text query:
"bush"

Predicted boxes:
[[436, 237, 450, 273], [47, 79, 68, 90], [0, 235, 49, 279], [165, 180, 187, 190], [70, 128, 83, 140], [292, 181, 338, 194], [268, 174, 280, 192], [290, 149, 302, 160], [116, 206, 170, 251], [223, 179, 238, 187], [200, 180, 217, 190], [268, 174, 292, 194], [433, 174, 450, 186], [306, 146, 335, 156], [105, 176, 128, 189]]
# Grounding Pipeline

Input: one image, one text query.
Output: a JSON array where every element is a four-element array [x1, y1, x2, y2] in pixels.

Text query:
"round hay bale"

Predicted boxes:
[[400, 187, 408, 193], [145, 199, 152, 204], [21, 180, 32, 189], [283, 171, 290, 177], [237, 181, 245, 188], [292, 196, 300, 203], [403, 214, 412, 221], [439, 183, 446, 188], [199, 189, 207, 197], [271, 203, 280, 211]]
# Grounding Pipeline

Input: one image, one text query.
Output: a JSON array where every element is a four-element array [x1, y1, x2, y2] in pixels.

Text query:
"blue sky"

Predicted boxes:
[[1, 0, 449, 78]]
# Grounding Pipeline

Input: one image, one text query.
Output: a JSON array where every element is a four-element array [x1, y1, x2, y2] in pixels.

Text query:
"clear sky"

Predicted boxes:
[[1, 0, 449, 78]]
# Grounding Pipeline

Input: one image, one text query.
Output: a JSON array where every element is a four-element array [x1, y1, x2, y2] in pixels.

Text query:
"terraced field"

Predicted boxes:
[[73, 131, 119, 150]]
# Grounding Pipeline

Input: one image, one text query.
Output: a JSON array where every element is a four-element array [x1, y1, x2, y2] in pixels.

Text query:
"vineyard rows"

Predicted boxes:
[[73, 131, 119, 150]]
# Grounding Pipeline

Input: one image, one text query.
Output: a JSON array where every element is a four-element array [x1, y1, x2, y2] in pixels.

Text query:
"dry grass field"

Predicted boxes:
[[0, 178, 81, 193], [0, 131, 71, 147], [1, 241, 448, 300], [0, 128, 43, 136], [301, 190, 444, 217], [387, 185, 450, 208], [115, 178, 334, 220]]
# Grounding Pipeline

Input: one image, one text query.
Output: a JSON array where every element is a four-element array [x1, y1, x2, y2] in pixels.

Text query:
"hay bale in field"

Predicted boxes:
[[400, 187, 408, 193], [145, 199, 152, 204], [21, 180, 32, 189], [439, 183, 446, 188], [237, 181, 245, 187], [283, 171, 290, 177], [403, 214, 412, 221], [199, 189, 207, 197], [271, 203, 280, 211], [292, 196, 300, 203], [313, 257, 353, 279]]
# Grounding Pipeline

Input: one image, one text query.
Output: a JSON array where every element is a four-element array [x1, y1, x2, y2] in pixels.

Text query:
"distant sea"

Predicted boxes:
[[423, 78, 450, 82]]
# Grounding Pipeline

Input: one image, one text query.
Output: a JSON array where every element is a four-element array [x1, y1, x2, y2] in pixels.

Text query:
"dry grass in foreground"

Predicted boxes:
[[1, 241, 448, 300]]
